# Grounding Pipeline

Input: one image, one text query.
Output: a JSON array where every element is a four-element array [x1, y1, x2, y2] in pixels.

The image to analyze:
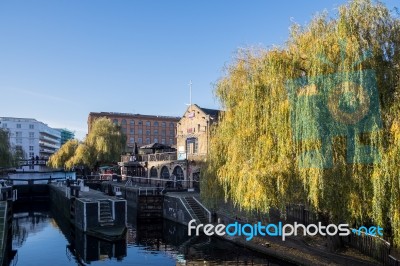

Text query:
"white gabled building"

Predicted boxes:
[[0, 117, 61, 171]]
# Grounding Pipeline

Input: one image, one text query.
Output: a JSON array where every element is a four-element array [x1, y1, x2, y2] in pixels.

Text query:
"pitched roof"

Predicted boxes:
[[194, 104, 221, 119]]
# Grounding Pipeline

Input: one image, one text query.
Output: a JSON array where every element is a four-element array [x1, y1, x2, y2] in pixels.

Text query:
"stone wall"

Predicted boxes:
[[163, 195, 193, 225]]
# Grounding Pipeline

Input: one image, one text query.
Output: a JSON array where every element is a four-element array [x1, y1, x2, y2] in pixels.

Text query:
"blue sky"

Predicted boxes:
[[0, 0, 397, 140]]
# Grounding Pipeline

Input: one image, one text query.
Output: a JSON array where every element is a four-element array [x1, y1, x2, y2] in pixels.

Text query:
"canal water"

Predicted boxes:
[[8, 203, 292, 266]]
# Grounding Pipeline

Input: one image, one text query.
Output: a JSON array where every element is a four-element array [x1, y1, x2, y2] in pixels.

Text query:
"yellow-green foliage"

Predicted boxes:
[[47, 139, 79, 169], [203, 0, 400, 245], [48, 117, 125, 169]]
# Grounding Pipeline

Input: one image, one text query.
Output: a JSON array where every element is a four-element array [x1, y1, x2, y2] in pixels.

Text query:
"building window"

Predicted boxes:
[[29, 146, 34, 151], [138, 121, 143, 125], [146, 130, 150, 136], [161, 122, 166, 127], [146, 121, 151, 126], [154, 138, 158, 143], [154, 121, 159, 126], [146, 138, 150, 144], [161, 129, 166, 136], [169, 122, 174, 127], [169, 138, 173, 145], [138, 129, 143, 135], [29, 152, 34, 158], [160, 166, 170, 179], [17, 124, 21, 129], [29, 165, 34, 170], [154, 129, 158, 135], [29, 132, 34, 138], [138, 138, 142, 144], [186, 137, 198, 154], [130, 128, 134, 134], [130, 120, 135, 126], [113, 119, 118, 125], [161, 138, 166, 144], [169, 130, 174, 136], [29, 124, 34, 129], [121, 119, 127, 133], [130, 137, 135, 143], [150, 167, 158, 178]]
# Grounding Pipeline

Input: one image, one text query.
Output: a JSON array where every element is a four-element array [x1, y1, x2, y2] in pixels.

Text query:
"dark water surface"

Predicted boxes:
[[8, 203, 293, 266]]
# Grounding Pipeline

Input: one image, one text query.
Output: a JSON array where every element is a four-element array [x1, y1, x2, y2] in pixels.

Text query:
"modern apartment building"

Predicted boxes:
[[56, 128, 75, 145], [0, 117, 61, 171], [87, 112, 180, 151]]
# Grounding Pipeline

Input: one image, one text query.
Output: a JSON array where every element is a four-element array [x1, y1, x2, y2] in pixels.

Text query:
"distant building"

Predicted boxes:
[[56, 128, 75, 145], [176, 104, 220, 162], [87, 112, 180, 152], [118, 104, 221, 190], [0, 117, 61, 171]]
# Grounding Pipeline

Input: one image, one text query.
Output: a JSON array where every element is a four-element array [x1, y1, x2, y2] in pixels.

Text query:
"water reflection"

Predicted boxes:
[[10, 203, 292, 266], [133, 218, 288, 266]]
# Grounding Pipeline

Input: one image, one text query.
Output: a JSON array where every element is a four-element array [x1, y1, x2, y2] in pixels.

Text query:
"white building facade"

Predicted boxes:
[[0, 117, 61, 171]]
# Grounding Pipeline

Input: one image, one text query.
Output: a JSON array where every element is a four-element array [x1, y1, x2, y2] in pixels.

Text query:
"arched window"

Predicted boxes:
[[130, 120, 135, 126], [169, 122, 174, 127], [154, 121, 159, 126], [172, 166, 184, 181], [160, 166, 170, 179], [113, 119, 118, 125], [150, 167, 158, 178]]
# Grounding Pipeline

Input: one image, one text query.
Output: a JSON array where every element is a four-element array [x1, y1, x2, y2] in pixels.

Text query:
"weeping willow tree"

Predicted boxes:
[[47, 139, 79, 169], [0, 129, 16, 167], [203, 0, 400, 246], [48, 117, 125, 169]]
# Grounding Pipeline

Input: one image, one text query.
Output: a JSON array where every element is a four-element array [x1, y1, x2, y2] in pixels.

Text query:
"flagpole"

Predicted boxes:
[[189, 80, 192, 106]]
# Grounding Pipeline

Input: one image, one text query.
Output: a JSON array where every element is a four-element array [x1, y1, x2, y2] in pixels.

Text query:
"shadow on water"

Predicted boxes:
[[9, 203, 294, 266], [129, 207, 295, 266]]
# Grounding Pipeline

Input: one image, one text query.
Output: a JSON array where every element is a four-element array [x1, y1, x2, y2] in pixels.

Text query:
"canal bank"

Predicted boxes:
[[10, 202, 291, 265], [90, 181, 392, 265]]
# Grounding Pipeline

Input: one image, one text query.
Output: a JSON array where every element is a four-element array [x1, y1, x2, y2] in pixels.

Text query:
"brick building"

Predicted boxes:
[[87, 112, 180, 151], [118, 104, 220, 190]]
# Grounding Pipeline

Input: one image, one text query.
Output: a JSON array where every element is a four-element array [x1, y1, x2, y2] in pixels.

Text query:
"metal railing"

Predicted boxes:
[[140, 152, 177, 162], [121, 152, 177, 163], [193, 197, 211, 223], [137, 187, 164, 195], [18, 159, 49, 166], [286, 203, 400, 265], [123, 175, 197, 189], [8, 177, 65, 185], [180, 197, 197, 223]]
